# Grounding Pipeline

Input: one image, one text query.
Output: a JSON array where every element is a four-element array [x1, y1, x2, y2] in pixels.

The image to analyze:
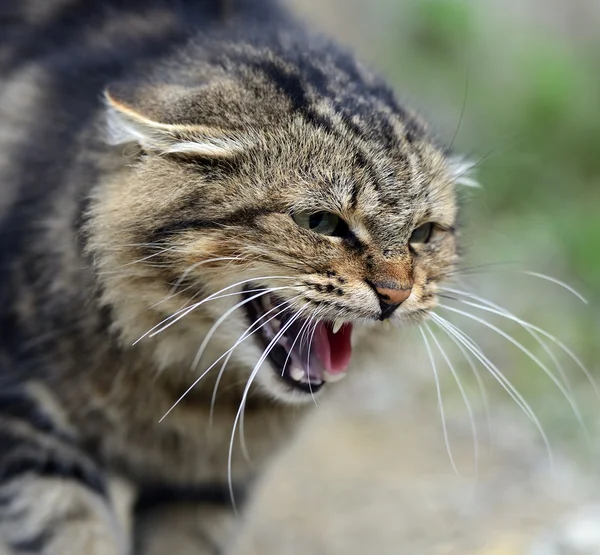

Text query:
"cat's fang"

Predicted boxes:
[[242, 286, 353, 394], [289, 367, 305, 382]]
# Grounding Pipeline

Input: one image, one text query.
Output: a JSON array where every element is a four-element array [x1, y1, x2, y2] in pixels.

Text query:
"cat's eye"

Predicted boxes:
[[409, 222, 434, 244], [291, 211, 347, 237]]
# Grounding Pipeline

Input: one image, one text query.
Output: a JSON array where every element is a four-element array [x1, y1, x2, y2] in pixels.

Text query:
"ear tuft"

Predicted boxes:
[[104, 92, 156, 147], [103, 89, 248, 158], [448, 156, 480, 188]]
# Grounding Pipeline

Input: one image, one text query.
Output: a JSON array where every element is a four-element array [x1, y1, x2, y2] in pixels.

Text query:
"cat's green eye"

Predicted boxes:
[[409, 222, 434, 244], [292, 211, 345, 236]]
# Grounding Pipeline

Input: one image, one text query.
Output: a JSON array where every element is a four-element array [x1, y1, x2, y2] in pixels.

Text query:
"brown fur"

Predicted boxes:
[[0, 0, 466, 553]]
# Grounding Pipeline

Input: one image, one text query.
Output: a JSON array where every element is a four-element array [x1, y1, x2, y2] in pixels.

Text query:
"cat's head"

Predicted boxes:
[[89, 37, 468, 405]]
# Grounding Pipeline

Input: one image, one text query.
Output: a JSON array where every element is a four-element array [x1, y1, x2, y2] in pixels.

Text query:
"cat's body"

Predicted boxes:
[[0, 0, 461, 553]]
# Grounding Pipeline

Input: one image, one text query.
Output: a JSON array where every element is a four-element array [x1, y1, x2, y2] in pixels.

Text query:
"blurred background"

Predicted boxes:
[[287, 0, 600, 447], [232, 1, 600, 553]]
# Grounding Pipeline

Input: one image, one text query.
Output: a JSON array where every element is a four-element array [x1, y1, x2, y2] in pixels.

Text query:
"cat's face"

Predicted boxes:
[[93, 73, 461, 405]]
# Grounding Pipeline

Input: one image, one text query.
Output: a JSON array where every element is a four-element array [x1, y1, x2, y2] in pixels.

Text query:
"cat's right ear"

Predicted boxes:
[[103, 88, 249, 158]]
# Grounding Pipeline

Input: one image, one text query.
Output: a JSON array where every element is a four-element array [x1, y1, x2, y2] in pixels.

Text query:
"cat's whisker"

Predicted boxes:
[[149, 285, 197, 310], [430, 313, 554, 465], [520, 271, 588, 305], [305, 307, 326, 406], [439, 260, 520, 280], [191, 286, 299, 372], [443, 268, 588, 305], [439, 303, 591, 444], [238, 245, 323, 275], [278, 305, 323, 385], [438, 293, 460, 302], [298, 314, 313, 352], [121, 245, 179, 266], [424, 323, 479, 477], [440, 289, 573, 392], [142, 289, 251, 342], [134, 275, 298, 344], [440, 287, 600, 402], [213, 295, 302, 436], [161, 295, 304, 425], [239, 304, 325, 460], [167, 257, 244, 296], [102, 242, 186, 251], [449, 132, 521, 188], [432, 316, 493, 441], [419, 326, 460, 476], [96, 263, 176, 276], [228, 311, 304, 513]]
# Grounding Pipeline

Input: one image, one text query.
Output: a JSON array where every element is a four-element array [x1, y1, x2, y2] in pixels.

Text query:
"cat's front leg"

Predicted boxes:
[[0, 390, 134, 554], [0, 476, 134, 555]]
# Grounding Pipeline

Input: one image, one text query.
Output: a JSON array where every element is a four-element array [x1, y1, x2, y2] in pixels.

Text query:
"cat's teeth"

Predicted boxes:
[[289, 367, 305, 382], [332, 319, 344, 334], [322, 370, 347, 383]]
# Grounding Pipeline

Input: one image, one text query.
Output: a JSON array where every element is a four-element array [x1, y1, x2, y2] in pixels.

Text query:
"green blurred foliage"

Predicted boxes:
[[381, 1, 600, 273], [368, 0, 600, 441]]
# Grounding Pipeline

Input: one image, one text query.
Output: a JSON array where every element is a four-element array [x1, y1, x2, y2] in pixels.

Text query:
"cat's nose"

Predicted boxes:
[[373, 282, 412, 320]]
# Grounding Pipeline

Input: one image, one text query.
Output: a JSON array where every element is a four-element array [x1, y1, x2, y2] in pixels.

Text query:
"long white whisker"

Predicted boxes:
[[440, 304, 590, 443], [442, 289, 572, 389], [521, 271, 588, 304], [145, 289, 263, 341], [431, 316, 493, 441], [134, 275, 297, 345], [239, 299, 307, 462], [419, 327, 460, 476], [280, 315, 313, 379], [149, 282, 264, 314], [191, 286, 298, 371], [425, 323, 479, 476], [228, 311, 304, 513], [147, 282, 199, 311], [208, 296, 301, 429], [441, 287, 600, 402], [298, 306, 317, 352], [454, 269, 588, 305], [168, 257, 243, 296], [159, 295, 303, 423], [123, 246, 178, 266], [137, 289, 246, 344], [430, 313, 554, 465], [304, 307, 326, 406]]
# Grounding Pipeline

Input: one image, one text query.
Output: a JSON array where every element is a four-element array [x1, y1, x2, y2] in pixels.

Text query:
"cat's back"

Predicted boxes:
[[0, 0, 282, 204], [0, 0, 282, 367]]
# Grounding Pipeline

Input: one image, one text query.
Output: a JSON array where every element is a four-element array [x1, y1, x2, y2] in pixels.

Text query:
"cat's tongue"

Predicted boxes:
[[312, 322, 353, 375]]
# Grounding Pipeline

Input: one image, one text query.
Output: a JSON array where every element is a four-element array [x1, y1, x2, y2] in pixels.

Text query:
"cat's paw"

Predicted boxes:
[[530, 505, 600, 555]]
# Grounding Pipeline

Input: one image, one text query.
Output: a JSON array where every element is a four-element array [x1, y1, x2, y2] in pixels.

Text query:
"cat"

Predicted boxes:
[[0, 0, 468, 553]]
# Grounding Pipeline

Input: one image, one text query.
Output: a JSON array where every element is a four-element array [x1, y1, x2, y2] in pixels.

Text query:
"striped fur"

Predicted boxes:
[[0, 0, 460, 552]]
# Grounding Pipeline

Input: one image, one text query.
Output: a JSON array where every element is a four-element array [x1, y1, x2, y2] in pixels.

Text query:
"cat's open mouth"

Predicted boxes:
[[243, 288, 353, 393]]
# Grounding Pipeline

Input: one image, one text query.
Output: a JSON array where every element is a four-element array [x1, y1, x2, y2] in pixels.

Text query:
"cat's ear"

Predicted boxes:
[[447, 156, 480, 188], [104, 88, 248, 157]]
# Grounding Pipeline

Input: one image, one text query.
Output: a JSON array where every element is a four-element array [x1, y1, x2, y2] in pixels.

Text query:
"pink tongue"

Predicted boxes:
[[312, 322, 353, 375]]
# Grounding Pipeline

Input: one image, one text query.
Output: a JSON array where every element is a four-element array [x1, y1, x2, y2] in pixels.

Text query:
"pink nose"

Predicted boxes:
[[374, 284, 412, 305]]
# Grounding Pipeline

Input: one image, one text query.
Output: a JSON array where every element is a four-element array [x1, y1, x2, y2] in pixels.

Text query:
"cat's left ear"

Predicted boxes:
[[104, 87, 249, 158], [447, 156, 480, 188]]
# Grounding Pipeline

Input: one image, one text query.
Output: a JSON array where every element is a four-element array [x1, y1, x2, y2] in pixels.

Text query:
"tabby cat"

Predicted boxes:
[[0, 0, 466, 553]]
